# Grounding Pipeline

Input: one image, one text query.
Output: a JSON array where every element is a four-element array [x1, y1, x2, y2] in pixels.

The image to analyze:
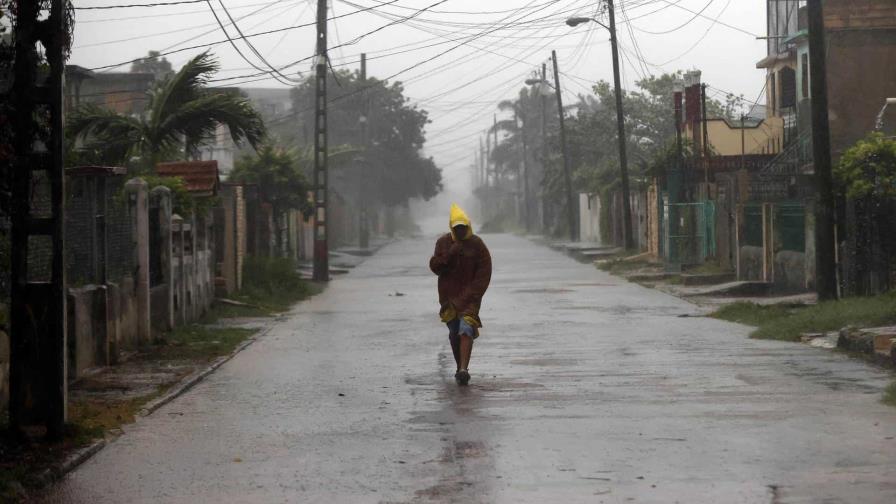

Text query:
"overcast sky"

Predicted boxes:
[[72, 0, 768, 196]]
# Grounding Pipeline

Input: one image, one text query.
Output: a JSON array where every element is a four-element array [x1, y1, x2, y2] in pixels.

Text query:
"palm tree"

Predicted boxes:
[[68, 52, 265, 169]]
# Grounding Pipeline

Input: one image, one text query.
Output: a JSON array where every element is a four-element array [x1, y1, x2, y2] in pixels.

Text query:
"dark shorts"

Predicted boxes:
[[447, 318, 479, 340]]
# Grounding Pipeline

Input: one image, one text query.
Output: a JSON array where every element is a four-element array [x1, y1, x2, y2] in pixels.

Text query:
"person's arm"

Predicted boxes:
[[460, 240, 492, 311], [429, 236, 460, 276]]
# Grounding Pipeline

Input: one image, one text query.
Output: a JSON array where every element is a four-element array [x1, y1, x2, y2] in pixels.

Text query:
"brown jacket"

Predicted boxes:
[[429, 233, 492, 325]]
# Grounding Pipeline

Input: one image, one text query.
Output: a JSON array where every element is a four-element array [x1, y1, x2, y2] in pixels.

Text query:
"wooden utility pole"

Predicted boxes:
[[312, 0, 329, 281], [541, 63, 549, 233], [701, 83, 710, 190], [520, 88, 531, 233], [493, 113, 500, 186], [807, 0, 838, 300], [606, 0, 634, 250], [359, 53, 370, 250], [9, 0, 68, 439], [552, 51, 577, 242]]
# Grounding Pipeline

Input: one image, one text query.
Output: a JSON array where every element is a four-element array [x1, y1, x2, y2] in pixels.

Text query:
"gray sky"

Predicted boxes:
[[72, 0, 768, 196]]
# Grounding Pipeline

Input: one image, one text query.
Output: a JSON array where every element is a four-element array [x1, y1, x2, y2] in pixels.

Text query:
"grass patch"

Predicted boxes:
[[154, 325, 256, 362], [711, 292, 896, 342], [68, 397, 151, 435], [237, 256, 321, 313], [596, 253, 653, 275], [883, 382, 896, 408], [684, 261, 730, 275]]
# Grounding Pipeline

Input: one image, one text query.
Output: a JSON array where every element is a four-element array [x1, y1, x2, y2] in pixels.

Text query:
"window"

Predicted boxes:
[[780, 66, 797, 109]]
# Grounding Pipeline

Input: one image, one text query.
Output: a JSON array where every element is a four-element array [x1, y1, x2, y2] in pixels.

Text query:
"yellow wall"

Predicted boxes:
[[685, 117, 785, 157]]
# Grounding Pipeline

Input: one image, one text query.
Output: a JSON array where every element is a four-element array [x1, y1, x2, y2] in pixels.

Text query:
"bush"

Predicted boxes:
[[240, 255, 317, 312]]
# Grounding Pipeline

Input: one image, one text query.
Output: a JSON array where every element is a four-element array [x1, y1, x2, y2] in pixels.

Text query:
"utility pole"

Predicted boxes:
[[312, 0, 329, 281], [807, 0, 837, 300], [520, 88, 531, 233], [358, 53, 369, 250], [480, 136, 486, 187], [541, 63, 549, 233], [606, 0, 634, 250], [552, 50, 577, 242], [486, 131, 492, 188], [701, 83, 710, 190], [9, 0, 68, 439], [493, 113, 500, 187]]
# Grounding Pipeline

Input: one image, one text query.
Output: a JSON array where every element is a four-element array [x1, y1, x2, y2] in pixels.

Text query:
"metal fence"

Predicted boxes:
[[65, 173, 134, 286], [664, 200, 716, 270]]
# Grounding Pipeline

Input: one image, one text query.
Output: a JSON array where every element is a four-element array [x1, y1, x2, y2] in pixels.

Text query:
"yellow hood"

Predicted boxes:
[[449, 203, 473, 241]]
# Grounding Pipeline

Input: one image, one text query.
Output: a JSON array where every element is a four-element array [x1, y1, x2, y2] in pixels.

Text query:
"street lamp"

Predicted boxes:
[[566, 2, 635, 250], [874, 97, 896, 131]]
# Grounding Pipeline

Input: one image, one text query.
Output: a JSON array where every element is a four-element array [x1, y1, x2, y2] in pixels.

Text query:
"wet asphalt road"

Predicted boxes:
[[42, 234, 896, 503]]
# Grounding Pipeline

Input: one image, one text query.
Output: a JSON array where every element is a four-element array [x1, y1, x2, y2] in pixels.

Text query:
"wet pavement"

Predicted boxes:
[[41, 234, 896, 503]]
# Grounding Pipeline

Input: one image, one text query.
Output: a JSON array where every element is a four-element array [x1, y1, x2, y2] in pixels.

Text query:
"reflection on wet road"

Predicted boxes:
[[42, 235, 896, 503]]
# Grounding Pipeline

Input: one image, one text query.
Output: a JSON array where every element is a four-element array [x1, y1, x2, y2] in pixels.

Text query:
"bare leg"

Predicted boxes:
[[459, 334, 474, 371], [449, 333, 461, 370]]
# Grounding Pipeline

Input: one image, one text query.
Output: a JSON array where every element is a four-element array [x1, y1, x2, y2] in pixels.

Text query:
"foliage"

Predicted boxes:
[[240, 255, 319, 313], [711, 292, 896, 341], [130, 50, 174, 80], [139, 175, 217, 217], [884, 382, 896, 408], [288, 69, 442, 206], [229, 144, 312, 217], [834, 132, 896, 199], [67, 52, 265, 170], [493, 72, 731, 235]]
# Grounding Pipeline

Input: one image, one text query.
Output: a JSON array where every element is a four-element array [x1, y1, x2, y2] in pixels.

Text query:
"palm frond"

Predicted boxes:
[[157, 91, 265, 156], [148, 51, 219, 135], [67, 104, 144, 164]]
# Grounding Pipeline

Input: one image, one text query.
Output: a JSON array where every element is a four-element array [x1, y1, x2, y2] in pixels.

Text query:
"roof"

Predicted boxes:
[[156, 160, 220, 197]]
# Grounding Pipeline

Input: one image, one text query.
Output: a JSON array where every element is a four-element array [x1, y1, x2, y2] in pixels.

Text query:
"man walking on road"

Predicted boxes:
[[429, 204, 492, 386]]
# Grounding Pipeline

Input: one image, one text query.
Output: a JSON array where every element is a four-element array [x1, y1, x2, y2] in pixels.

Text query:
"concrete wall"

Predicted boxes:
[[218, 184, 246, 296], [578, 193, 601, 245], [687, 117, 786, 157]]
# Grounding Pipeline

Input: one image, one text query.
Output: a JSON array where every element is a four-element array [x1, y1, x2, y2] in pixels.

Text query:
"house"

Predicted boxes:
[[64, 66, 155, 116]]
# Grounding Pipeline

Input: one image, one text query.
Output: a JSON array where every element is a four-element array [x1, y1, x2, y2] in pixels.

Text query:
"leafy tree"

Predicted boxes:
[[67, 52, 265, 171], [229, 144, 313, 218], [287, 69, 442, 207], [131, 50, 174, 80], [835, 132, 896, 200]]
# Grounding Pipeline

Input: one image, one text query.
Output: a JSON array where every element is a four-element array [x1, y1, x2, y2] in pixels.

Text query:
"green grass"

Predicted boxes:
[[711, 292, 896, 342], [155, 325, 256, 361], [596, 256, 652, 275], [884, 382, 896, 408]]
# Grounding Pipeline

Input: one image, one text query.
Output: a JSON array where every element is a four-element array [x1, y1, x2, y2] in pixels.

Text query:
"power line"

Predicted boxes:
[[87, 0, 402, 71], [75, 0, 206, 9], [207, 0, 300, 84]]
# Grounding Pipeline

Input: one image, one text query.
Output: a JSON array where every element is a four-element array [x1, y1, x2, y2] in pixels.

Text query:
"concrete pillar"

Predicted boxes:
[[125, 178, 150, 345], [151, 186, 174, 331], [172, 214, 185, 326]]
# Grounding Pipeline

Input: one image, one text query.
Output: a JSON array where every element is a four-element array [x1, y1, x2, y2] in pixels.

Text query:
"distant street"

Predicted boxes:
[[42, 234, 896, 503]]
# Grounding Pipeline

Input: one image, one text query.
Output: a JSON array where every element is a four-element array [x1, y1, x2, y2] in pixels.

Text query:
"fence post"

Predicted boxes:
[[151, 187, 174, 331], [172, 214, 185, 326], [125, 179, 150, 344]]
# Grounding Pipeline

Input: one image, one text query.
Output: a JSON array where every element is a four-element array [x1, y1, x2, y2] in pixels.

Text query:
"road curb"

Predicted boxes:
[[138, 324, 273, 417]]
